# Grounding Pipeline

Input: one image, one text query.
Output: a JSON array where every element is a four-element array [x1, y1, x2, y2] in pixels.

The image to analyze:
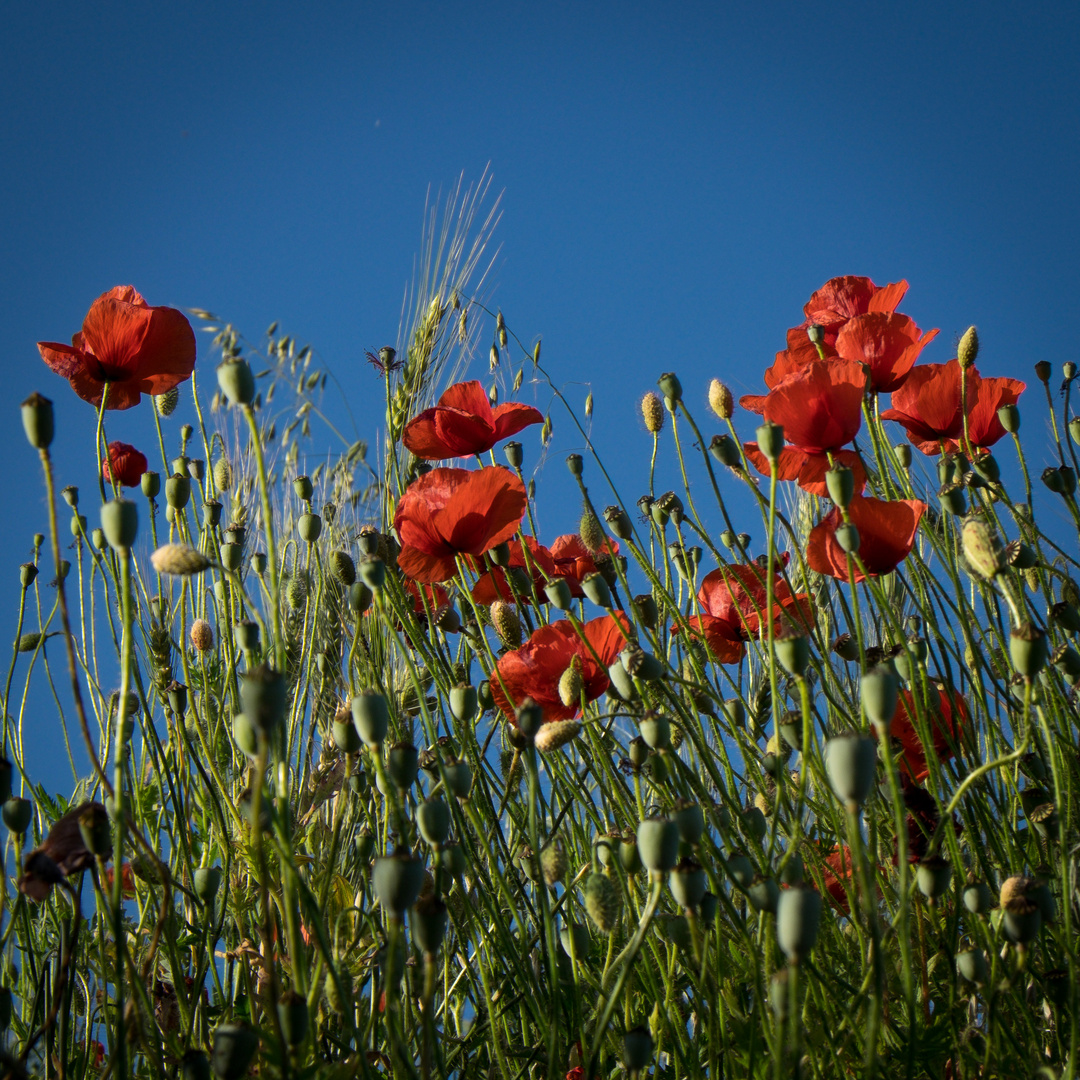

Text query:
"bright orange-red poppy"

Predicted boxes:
[[757, 358, 866, 455], [402, 380, 544, 460], [807, 496, 926, 582], [104, 861, 136, 898], [834, 312, 938, 393], [394, 467, 528, 583], [820, 844, 856, 913], [741, 445, 867, 498], [101, 441, 148, 488], [892, 685, 968, 782], [490, 613, 630, 724], [470, 535, 557, 605], [879, 359, 1026, 455], [38, 286, 196, 411], [680, 562, 812, 664], [550, 534, 619, 596]]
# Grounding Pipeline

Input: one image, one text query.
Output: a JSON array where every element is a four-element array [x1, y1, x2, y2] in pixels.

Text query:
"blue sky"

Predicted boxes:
[[3, 0, 1079, 788]]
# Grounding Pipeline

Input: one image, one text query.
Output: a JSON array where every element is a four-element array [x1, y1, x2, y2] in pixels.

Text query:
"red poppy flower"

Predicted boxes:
[[680, 562, 812, 664], [833, 312, 938, 393], [820, 844, 856, 913], [101, 441, 148, 488], [550, 533, 620, 596], [490, 613, 630, 724], [38, 286, 196, 411], [104, 861, 137, 898], [402, 380, 544, 460], [757, 359, 865, 454], [891, 684, 968, 782], [394, 467, 528, 584], [470, 535, 557, 605], [807, 496, 926, 582], [404, 580, 452, 623], [741, 445, 868, 498], [893, 777, 960, 865], [879, 359, 1026, 455]]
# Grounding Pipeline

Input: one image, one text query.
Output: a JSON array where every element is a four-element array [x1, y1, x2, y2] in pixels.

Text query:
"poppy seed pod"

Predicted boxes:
[[240, 666, 286, 733], [233, 620, 259, 652], [566, 453, 583, 477], [604, 504, 633, 540], [606, 659, 637, 701], [3, 798, 32, 835], [373, 850, 424, 917], [211, 1023, 259, 1080], [834, 522, 860, 554], [755, 421, 785, 463], [358, 556, 386, 590], [670, 859, 707, 910], [916, 856, 953, 899], [216, 359, 256, 407], [657, 372, 683, 403], [623, 1026, 654, 1073], [203, 501, 223, 528], [21, 392, 54, 450], [19, 563, 37, 589], [774, 634, 810, 676], [417, 797, 451, 846], [141, 471, 161, 499], [449, 684, 478, 723], [194, 866, 222, 906], [1035, 360, 1053, 384], [748, 875, 780, 913], [1011, 623, 1049, 678], [443, 758, 473, 798], [412, 894, 448, 954], [777, 886, 822, 962], [332, 715, 361, 754], [276, 989, 308, 1048], [386, 742, 419, 790], [621, 644, 664, 681], [348, 581, 372, 613], [560, 922, 591, 959], [165, 473, 191, 512], [724, 850, 754, 889], [584, 871, 622, 932], [298, 513, 322, 543], [100, 499, 138, 551], [826, 465, 855, 509], [825, 734, 877, 807], [972, 453, 1000, 484], [514, 697, 544, 739], [1003, 897, 1042, 943], [636, 817, 680, 874], [709, 433, 741, 467], [957, 325, 979, 369], [861, 665, 899, 730], [639, 712, 670, 750], [232, 712, 258, 756], [219, 543, 243, 573], [939, 484, 966, 516], [172, 456, 190, 477], [167, 681, 188, 717], [962, 880, 994, 915], [721, 698, 746, 728], [740, 805, 768, 843], [957, 948, 989, 985], [674, 800, 705, 844], [631, 592, 658, 630], [543, 578, 573, 611], [188, 459, 205, 482]]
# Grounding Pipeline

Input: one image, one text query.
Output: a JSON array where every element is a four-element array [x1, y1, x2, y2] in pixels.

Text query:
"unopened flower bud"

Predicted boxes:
[[534, 719, 581, 753], [579, 509, 605, 554], [490, 601, 522, 647], [708, 379, 734, 419], [962, 517, 1004, 579], [151, 544, 211, 577], [640, 392, 665, 433], [957, 326, 979, 369]]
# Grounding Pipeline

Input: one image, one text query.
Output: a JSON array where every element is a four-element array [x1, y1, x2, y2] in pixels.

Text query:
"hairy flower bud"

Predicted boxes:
[[490, 601, 522, 647], [708, 378, 734, 419], [640, 392, 665, 434], [957, 326, 979, 369]]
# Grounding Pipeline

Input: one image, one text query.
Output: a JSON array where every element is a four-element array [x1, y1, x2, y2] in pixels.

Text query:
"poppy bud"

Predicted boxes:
[[825, 734, 877, 807], [1035, 360, 1052, 384], [417, 797, 451, 846], [327, 550, 355, 586], [558, 658, 584, 708], [100, 499, 138, 552], [194, 866, 222, 906], [670, 859, 706, 910], [860, 665, 898, 731], [580, 508, 606, 554], [240, 666, 286, 733], [957, 948, 989, 984], [636, 818, 679, 874], [358, 556, 386, 590], [153, 387, 180, 417], [217, 359, 256, 406], [211, 1023, 259, 1080], [490, 600, 522, 646], [774, 634, 810, 676], [957, 326, 979, 369], [2, 797, 32, 835], [515, 697, 544, 739], [962, 517, 1004, 580], [412, 894, 448, 954], [640, 392, 665, 433], [542, 840, 568, 883], [584, 871, 622, 931], [167, 681, 188, 718], [151, 543, 210, 577], [213, 457, 232, 492], [373, 850, 424, 918], [21, 392, 54, 450], [566, 453, 583, 477], [916, 855, 952, 898], [755, 421, 785, 463], [657, 372, 683, 403], [777, 886, 822, 962], [708, 378, 734, 420], [1011, 622, 1048, 678], [709, 434, 741, 467], [826, 465, 855, 508], [894, 443, 913, 469], [543, 579, 573, 612]]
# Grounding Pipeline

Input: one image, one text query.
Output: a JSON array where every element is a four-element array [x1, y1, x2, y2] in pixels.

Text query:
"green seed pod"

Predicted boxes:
[[412, 894, 448, 954], [939, 484, 966, 515], [972, 453, 1000, 484], [216, 359, 256, 407], [202, 501, 223, 528], [657, 372, 683, 402], [351, 691, 389, 746], [639, 712, 670, 750], [658, 913, 692, 950], [386, 742, 419, 790], [861, 665, 899, 731], [774, 634, 810, 676], [725, 850, 754, 889], [916, 856, 952, 899], [373, 850, 424, 917], [560, 922, 590, 960], [503, 440, 523, 469], [219, 543, 242, 573], [233, 620, 259, 652], [636, 818, 680, 874], [673, 800, 705, 845], [194, 866, 223, 906], [604, 504, 633, 540], [1052, 601, 1080, 634], [19, 563, 37, 589], [584, 871, 622, 931], [172, 456, 191, 477], [541, 842, 567, 886], [141, 471, 161, 498], [348, 581, 373, 613], [648, 749, 671, 783], [543, 577, 573, 611], [211, 1023, 259, 1080], [417, 797, 451, 846], [776, 886, 822, 962], [1, 797, 31, 835], [1011, 623, 1049, 678], [240, 665, 286, 733], [1003, 897, 1042, 943], [621, 644, 664, 681], [825, 734, 877, 807], [276, 989, 308, 1048], [748, 875, 780, 914], [826, 465, 855, 508], [439, 841, 466, 879], [358, 556, 386, 590], [76, 803, 110, 856], [740, 805, 767, 843], [963, 880, 994, 915], [232, 712, 258, 757], [69, 514, 86, 539], [298, 513, 322, 543], [779, 852, 805, 886], [292, 475, 313, 502], [894, 443, 913, 469], [165, 473, 191, 511], [623, 1026, 655, 1073], [188, 459, 205, 483], [755, 421, 785, 463], [21, 392, 54, 449], [607, 660, 638, 701], [709, 434, 742, 467], [581, 572, 612, 608], [720, 698, 746, 729], [669, 860, 706, 910], [332, 716, 361, 754], [957, 948, 989, 985], [769, 970, 790, 1021], [449, 684, 477, 723], [631, 592, 658, 630], [619, 835, 642, 874]]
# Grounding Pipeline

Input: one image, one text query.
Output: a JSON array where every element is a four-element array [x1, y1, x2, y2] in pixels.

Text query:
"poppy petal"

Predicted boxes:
[[492, 402, 545, 442]]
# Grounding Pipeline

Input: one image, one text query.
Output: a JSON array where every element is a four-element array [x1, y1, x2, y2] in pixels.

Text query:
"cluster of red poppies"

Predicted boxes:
[[37, 286, 197, 487]]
